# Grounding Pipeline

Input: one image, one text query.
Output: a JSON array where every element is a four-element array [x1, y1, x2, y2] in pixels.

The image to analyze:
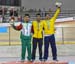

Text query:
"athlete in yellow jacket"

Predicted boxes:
[[32, 20, 44, 38], [43, 2, 61, 61], [43, 8, 60, 35], [32, 13, 44, 61]]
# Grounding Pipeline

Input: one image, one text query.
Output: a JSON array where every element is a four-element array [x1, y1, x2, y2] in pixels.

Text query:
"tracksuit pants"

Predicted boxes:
[[20, 33, 32, 61], [44, 34, 57, 60], [32, 38, 43, 60]]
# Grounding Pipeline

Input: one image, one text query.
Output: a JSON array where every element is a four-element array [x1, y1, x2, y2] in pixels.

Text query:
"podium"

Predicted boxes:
[[2, 61, 68, 64]]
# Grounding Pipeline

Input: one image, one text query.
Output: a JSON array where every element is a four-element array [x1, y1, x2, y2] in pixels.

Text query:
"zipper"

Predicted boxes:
[[37, 22, 40, 38], [27, 23, 28, 35]]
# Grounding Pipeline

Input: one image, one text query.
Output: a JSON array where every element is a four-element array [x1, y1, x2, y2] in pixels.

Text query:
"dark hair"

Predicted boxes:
[[24, 14, 30, 17], [36, 13, 41, 17], [45, 13, 50, 16]]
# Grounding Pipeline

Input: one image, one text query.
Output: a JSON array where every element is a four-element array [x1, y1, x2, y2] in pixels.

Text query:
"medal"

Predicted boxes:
[[37, 22, 40, 31], [26, 23, 29, 35], [47, 20, 50, 30], [24, 23, 28, 35]]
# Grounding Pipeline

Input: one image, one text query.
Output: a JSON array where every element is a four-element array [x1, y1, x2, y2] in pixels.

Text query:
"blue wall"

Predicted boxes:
[[0, 27, 8, 33]]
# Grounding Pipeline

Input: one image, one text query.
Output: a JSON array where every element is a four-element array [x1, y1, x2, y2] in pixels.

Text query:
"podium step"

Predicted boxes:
[[2, 61, 68, 64]]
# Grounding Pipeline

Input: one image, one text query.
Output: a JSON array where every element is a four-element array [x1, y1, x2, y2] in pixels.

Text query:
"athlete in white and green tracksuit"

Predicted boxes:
[[11, 15, 32, 61], [20, 22, 32, 61], [20, 14, 32, 61]]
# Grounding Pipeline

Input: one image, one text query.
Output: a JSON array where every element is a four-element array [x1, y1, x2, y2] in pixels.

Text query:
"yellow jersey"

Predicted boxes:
[[32, 20, 44, 38], [43, 8, 60, 35]]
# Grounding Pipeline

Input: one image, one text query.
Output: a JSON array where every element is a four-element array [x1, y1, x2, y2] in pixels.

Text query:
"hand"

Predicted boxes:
[[55, 2, 62, 8]]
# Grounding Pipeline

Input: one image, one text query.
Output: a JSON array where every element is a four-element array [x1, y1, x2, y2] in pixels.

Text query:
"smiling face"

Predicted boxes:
[[36, 15, 41, 22], [24, 16, 30, 22], [36, 13, 41, 22], [24, 14, 30, 22]]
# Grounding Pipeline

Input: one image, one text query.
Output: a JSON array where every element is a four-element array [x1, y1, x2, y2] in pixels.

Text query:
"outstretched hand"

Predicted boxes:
[[55, 2, 62, 8]]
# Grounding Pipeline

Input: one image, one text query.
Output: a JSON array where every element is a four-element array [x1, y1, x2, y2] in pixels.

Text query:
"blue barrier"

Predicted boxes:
[[0, 27, 8, 33]]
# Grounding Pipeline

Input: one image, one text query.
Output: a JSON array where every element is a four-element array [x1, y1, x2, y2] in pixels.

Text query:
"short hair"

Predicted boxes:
[[24, 14, 30, 17], [36, 13, 41, 17]]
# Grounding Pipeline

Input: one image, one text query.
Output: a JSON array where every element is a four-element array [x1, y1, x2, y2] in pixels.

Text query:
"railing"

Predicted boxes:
[[0, 26, 75, 46], [1, 10, 75, 23]]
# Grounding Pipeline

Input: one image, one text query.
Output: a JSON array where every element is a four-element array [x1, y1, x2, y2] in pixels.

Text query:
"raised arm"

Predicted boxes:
[[52, 2, 62, 21], [52, 8, 60, 20]]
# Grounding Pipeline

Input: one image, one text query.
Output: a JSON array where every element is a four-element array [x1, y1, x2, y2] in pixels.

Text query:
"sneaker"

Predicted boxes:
[[28, 60, 33, 62], [21, 60, 24, 63], [39, 59, 43, 61], [43, 59, 47, 62], [31, 59, 35, 62], [53, 59, 58, 62], [39, 58, 43, 61]]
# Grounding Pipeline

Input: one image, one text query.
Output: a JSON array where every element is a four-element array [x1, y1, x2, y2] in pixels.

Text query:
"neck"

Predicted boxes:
[[37, 20, 40, 22], [24, 21, 29, 23], [46, 18, 50, 20]]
